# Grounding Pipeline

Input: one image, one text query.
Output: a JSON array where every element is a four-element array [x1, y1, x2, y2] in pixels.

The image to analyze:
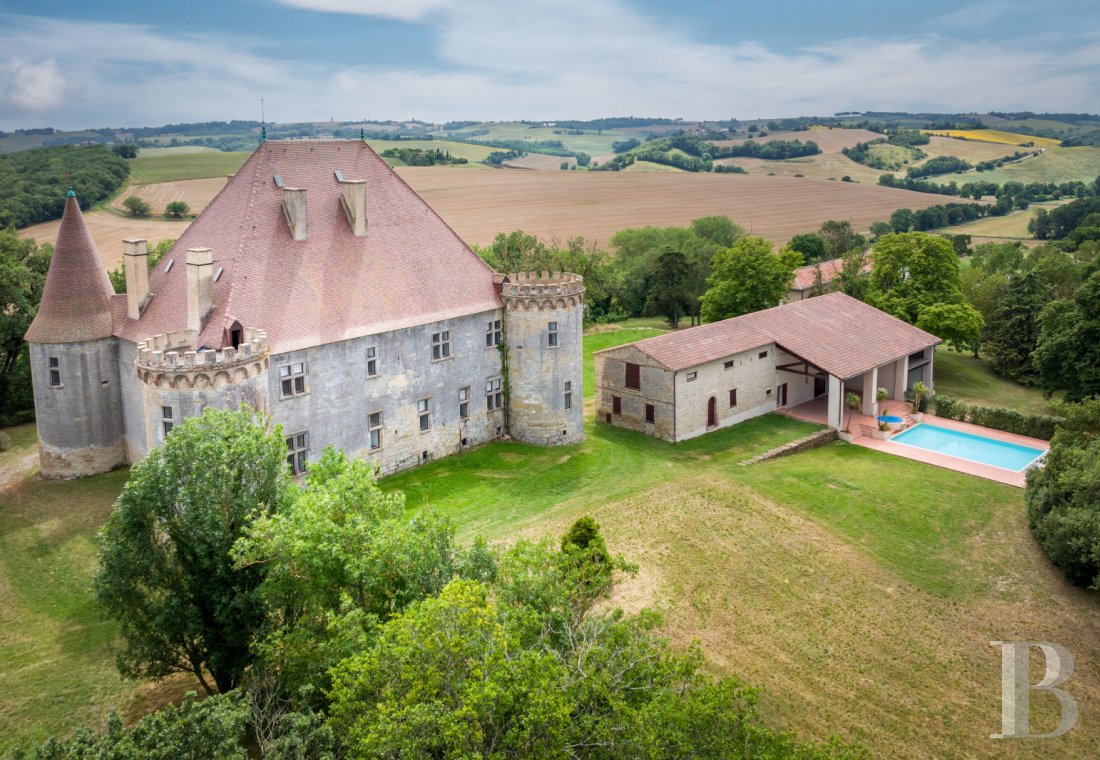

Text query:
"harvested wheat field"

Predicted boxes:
[[920, 135, 1028, 164], [399, 166, 945, 245], [714, 127, 882, 154], [19, 211, 191, 270], [503, 153, 576, 171], [112, 177, 228, 216]]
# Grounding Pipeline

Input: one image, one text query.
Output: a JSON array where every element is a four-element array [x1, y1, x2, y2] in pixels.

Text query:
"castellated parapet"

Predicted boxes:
[[134, 328, 271, 450], [503, 272, 585, 446]]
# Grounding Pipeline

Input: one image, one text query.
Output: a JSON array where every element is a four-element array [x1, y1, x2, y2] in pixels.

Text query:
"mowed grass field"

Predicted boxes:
[[934, 346, 1060, 414], [397, 167, 946, 246], [129, 150, 251, 184], [931, 146, 1100, 186], [923, 129, 1063, 148], [383, 325, 1100, 759]]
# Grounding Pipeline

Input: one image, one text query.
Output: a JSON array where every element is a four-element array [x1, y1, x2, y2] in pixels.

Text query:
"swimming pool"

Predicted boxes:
[[890, 424, 1046, 472]]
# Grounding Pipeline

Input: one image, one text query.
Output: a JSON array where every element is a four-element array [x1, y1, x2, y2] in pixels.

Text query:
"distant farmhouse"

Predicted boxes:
[[784, 256, 871, 303], [25, 140, 584, 479], [594, 293, 940, 441]]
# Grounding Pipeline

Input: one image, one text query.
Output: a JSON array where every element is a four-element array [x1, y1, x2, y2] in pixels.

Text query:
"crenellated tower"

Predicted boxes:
[[24, 191, 125, 478], [501, 272, 585, 445]]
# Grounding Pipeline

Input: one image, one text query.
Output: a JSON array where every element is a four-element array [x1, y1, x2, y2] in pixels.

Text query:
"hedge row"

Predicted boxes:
[[930, 394, 1062, 440]]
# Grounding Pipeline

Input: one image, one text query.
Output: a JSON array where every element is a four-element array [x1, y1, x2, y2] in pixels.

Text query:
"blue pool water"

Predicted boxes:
[[890, 424, 1045, 472], [877, 415, 904, 423]]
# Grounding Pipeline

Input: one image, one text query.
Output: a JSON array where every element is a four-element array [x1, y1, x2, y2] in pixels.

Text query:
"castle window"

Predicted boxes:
[[366, 346, 378, 377], [280, 362, 306, 398], [686, 372, 697, 382], [729, 388, 738, 407], [432, 331, 451, 361], [564, 381, 573, 410], [418, 398, 431, 431], [459, 387, 470, 420], [162, 406, 174, 437], [369, 411, 383, 450], [48, 357, 61, 388], [645, 404, 655, 423], [286, 432, 308, 475], [724, 360, 734, 370], [625, 362, 641, 390], [486, 319, 502, 347], [612, 395, 622, 415], [548, 321, 559, 347], [486, 378, 502, 411]]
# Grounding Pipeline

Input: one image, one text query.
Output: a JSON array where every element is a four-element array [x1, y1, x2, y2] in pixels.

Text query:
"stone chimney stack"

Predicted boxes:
[[338, 179, 367, 236], [282, 187, 308, 241], [186, 247, 214, 333], [123, 238, 151, 320]]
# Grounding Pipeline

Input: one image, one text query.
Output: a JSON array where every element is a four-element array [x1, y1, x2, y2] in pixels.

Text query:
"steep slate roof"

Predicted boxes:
[[117, 141, 501, 353], [604, 293, 940, 379], [25, 194, 117, 344]]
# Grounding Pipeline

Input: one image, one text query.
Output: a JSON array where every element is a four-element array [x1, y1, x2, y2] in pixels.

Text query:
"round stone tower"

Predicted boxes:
[[24, 191, 126, 478], [501, 272, 585, 446]]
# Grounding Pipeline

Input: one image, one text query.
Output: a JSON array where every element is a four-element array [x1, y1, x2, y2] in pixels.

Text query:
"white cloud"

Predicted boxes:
[[930, 1, 1018, 28], [0, 3, 1097, 130], [4, 59, 69, 113], [273, 0, 452, 22]]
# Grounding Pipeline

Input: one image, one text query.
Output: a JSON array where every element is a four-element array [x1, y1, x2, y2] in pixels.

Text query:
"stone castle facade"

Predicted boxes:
[[25, 141, 584, 478]]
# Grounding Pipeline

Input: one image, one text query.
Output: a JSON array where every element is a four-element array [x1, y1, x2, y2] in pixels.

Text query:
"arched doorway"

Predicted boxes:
[[707, 396, 717, 428]]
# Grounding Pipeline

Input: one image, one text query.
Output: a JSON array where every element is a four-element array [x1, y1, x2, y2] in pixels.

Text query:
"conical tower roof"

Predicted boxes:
[[25, 192, 117, 344]]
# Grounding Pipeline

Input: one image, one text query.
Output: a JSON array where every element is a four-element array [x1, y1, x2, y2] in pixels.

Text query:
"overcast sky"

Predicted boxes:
[[1, 0, 1097, 130]]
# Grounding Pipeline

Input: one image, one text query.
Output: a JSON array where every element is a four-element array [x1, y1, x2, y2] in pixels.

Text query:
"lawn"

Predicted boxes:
[[129, 151, 252, 184], [934, 346, 1058, 415], [382, 325, 1100, 758]]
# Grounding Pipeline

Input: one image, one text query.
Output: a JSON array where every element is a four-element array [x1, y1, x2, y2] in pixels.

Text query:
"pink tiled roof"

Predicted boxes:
[[790, 257, 844, 291], [117, 141, 501, 352], [605, 292, 940, 379], [25, 196, 117, 344]]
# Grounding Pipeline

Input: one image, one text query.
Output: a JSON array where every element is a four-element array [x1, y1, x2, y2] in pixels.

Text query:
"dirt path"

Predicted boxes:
[[0, 451, 37, 490]]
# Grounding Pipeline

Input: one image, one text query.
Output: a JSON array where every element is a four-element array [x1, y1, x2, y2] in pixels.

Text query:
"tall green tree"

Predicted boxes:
[[869, 232, 963, 323], [916, 303, 985, 354], [1033, 272, 1100, 401], [1026, 400, 1100, 588], [690, 215, 744, 248], [982, 270, 1048, 382], [700, 237, 801, 322], [0, 230, 51, 424], [787, 232, 826, 264], [94, 407, 291, 694], [818, 219, 866, 259], [643, 246, 696, 327]]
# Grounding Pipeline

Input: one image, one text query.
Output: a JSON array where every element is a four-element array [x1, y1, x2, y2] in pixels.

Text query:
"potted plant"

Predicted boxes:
[[911, 381, 929, 423], [872, 418, 890, 440], [839, 391, 861, 442]]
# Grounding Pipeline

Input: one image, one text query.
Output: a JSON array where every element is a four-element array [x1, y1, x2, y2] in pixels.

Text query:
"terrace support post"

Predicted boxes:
[[927, 351, 935, 395], [862, 367, 878, 416], [827, 375, 842, 429]]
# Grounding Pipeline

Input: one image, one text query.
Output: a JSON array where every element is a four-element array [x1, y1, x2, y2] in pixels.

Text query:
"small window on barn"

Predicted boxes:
[[612, 396, 622, 415], [724, 360, 734, 370], [758, 350, 768, 359], [729, 389, 737, 408], [625, 362, 641, 390], [645, 404, 655, 424], [686, 372, 697, 382]]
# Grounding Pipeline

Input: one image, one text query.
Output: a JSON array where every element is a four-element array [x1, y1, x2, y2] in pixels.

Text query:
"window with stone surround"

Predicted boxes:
[[459, 387, 470, 419], [48, 357, 61, 387], [645, 403, 655, 423], [162, 406, 174, 437], [432, 331, 451, 361], [486, 319, 502, 347], [366, 346, 378, 377], [369, 412, 383, 450], [548, 321, 559, 347], [729, 388, 737, 407], [280, 362, 306, 398], [286, 431, 308, 475], [625, 362, 640, 390], [486, 378, 502, 410], [418, 398, 431, 431], [564, 381, 573, 410]]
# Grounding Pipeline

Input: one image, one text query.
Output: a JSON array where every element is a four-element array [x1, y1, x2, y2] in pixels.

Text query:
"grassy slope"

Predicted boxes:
[[129, 151, 252, 184], [383, 326, 1100, 758], [934, 346, 1057, 415], [928, 146, 1100, 186], [444, 123, 627, 155], [367, 139, 498, 165]]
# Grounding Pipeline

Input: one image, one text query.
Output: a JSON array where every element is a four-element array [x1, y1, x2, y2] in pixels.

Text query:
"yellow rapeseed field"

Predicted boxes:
[[921, 129, 1062, 148]]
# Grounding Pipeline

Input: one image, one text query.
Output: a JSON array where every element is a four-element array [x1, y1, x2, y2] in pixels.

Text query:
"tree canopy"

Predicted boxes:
[[0, 144, 130, 228], [0, 230, 50, 425], [94, 406, 291, 694], [869, 232, 963, 324], [700, 236, 802, 322]]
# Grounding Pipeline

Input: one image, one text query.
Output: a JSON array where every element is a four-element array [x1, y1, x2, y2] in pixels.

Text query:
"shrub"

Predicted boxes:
[[123, 196, 151, 216], [930, 394, 1062, 439]]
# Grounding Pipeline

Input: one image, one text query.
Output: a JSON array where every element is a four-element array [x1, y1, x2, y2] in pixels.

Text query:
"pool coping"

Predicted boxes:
[[890, 423, 1047, 473], [853, 414, 1050, 488]]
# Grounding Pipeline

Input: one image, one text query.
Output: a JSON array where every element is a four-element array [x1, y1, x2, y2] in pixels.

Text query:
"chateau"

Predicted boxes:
[[25, 140, 584, 478]]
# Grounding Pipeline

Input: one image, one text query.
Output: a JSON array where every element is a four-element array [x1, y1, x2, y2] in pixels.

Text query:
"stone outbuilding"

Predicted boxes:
[[25, 140, 584, 478], [594, 293, 940, 442]]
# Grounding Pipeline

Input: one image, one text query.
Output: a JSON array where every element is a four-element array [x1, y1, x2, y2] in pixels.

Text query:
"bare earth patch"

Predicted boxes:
[[112, 177, 229, 216], [19, 212, 192, 270]]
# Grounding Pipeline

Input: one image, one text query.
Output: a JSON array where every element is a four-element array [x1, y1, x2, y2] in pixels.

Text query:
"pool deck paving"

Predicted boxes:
[[780, 397, 1048, 488]]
